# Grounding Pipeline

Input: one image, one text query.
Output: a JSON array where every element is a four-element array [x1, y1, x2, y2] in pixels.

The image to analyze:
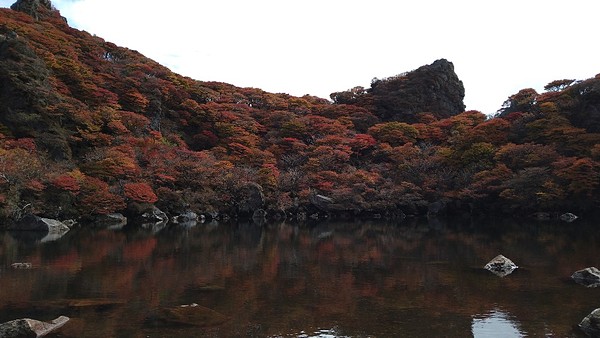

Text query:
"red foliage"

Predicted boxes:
[[25, 179, 45, 193], [51, 174, 81, 194], [124, 182, 158, 204], [4, 138, 36, 153], [79, 176, 126, 215]]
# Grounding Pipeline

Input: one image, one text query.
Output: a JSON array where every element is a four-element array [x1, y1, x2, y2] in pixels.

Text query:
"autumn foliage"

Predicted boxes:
[[0, 3, 599, 225], [124, 183, 158, 204]]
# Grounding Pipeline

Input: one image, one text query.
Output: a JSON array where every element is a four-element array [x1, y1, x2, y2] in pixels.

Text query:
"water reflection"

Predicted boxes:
[[472, 309, 524, 337], [0, 217, 599, 337]]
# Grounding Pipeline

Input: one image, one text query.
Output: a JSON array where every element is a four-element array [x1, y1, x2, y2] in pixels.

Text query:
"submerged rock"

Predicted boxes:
[[11, 262, 32, 269], [579, 308, 600, 337], [572, 267, 600, 288], [145, 303, 229, 328], [484, 254, 518, 277], [560, 212, 578, 222], [0, 316, 69, 338]]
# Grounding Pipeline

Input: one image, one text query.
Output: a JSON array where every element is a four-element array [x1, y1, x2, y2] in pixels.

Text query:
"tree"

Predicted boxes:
[[544, 79, 575, 92]]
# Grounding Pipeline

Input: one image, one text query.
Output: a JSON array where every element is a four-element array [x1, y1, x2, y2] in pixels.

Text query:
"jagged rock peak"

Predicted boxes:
[[370, 58, 466, 122], [330, 58, 466, 123], [10, 0, 61, 21]]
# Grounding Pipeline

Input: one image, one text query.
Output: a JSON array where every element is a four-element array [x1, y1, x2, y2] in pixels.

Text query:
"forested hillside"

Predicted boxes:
[[1, 0, 599, 225]]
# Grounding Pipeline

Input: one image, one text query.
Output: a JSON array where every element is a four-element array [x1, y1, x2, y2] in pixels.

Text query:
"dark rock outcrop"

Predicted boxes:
[[331, 59, 465, 123], [0, 316, 69, 338], [10, 0, 66, 23], [484, 254, 518, 277], [579, 308, 600, 337], [236, 183, 265, 215], [572, 267, 600, 288]]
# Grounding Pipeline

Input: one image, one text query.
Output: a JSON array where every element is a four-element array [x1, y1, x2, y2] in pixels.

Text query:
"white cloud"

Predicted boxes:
[[4, 0, 600, 115]]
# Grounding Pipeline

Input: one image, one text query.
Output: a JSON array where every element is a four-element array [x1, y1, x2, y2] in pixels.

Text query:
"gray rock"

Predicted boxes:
[[572, 267, 600, 288], [172, 211, 198, 226], [579, 308, 600, 337], [560, 212, 578, 222], [141, 206, 168, 223], [0, 315, 69, 338], [11, 215, 70, 242], [39, 219, 71, 242], [484, 254, 518, 277], [310, 194, 334, 211]]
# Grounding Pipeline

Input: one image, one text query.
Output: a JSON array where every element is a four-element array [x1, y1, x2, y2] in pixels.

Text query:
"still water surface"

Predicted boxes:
[[0, 217, 599, 337]]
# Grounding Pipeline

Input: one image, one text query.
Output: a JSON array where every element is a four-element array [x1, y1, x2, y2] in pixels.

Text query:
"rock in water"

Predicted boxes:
[[0, 316, 69, 338], [145, 303, 229, 328], [484, 254, 518, 277], [572, 267, 600, 288], [579, 308, 600, 337], [560, 212, 578, 222]]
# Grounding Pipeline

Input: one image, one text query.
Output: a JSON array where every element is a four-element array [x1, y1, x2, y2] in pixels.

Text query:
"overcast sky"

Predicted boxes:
[[2, 0, 599, 115]]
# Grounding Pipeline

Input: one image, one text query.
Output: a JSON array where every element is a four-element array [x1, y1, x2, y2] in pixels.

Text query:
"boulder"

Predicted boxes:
[[579, 308, 600, 337], [172, 211, 199, 227], [0, 316, 69, 338], [484, 254, 518, 277], [310, 194, 334, 211], [236, 183, 265, 214], [13, 214, 70, 232], [145, 303, 229, 328], [11, 214, 70, 242], [141, 206, 168, 223], [572, 267, 600, 288]]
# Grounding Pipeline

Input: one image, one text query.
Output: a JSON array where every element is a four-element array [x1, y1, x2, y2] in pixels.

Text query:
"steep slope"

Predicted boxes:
[[0, 1, 599, 226]]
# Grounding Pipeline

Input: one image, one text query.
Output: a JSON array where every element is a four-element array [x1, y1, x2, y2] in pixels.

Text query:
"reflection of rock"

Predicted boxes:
[[13, 214, 70, 233], [572, 267, 600, 287], [145, 303, 229, 327], [484, 255, 518, 277], [141, 221, 168, 234], [0, 315, 69, 338], [316, 230, 334, 241], [579, 308, 600, 337], [531, 212, 551, 220], [560, 212, 578, 222], [252, 209, 267, 226], [94, 213, 127, 230], [10, 214, 71, 242]]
